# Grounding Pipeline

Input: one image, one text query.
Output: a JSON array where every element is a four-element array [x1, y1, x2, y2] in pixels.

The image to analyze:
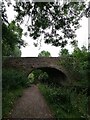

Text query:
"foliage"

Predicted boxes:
[[38, 71, 49, 83], [2, 1, 9, 23], [38, 84, 88, 118], [14, 2, 86, 47], [2, 1, 27, 56], [2, 1, 86, 47], [85, 2, 90, 18], [59, 46, 88, 86], [59, 48, 69, 57], [2, 68, 30, 117], [11, 46, 21, 57], [2, 87, 23, 117], [2, 68, 29, 90], [38, 50, 51, 57], [30, 69, 42, 83], [28, 73, 35, 84], [36, 46, 88, 118], [28, 69, 49, 84], [71, 47, 88, 86], [70, 39, 78, 48], [2, 21, 25, 56]]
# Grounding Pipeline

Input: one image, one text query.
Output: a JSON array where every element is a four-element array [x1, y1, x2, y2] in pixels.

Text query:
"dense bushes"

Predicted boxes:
[[2, 68, 29, 90], [60, 56, 88, 86], [59, 47, 89, 86], [38, 84, 88, 118]]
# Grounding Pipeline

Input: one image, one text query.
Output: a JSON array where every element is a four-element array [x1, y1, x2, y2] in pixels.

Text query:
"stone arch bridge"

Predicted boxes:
[[3, 57, 71, 85]]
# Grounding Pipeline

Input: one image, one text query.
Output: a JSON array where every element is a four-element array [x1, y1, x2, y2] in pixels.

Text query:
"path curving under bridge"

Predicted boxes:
[[8, 85, 53, 118]]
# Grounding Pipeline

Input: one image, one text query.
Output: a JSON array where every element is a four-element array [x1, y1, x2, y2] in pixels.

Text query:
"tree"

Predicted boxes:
[[81, 45, 87, 52], [72, 47, 82, 58], [72, 46, 88, 60], [88, 43, 90, 52], [2, 21, 25, 56], [28, 69, 49, 84], [85, 1, 90, 18], [59, 45, 88, 86], [10, 46, 21, 57], [2, 1, 26, 56], [38, 50, 51, 57], [70, 40, 78, 49], [2, 1, 86, 47], [59, 48, 69, 57]]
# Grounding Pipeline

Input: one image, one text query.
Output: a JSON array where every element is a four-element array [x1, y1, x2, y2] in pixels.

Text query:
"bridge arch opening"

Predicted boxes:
[[27, 67, 67, 86]]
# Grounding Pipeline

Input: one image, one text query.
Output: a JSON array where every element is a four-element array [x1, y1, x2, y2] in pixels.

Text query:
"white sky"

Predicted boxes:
[[6, 1, 88, 57]]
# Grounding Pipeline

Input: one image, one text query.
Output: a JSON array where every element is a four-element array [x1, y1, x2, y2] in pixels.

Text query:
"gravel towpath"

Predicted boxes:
[[9, 85, 53, 118]]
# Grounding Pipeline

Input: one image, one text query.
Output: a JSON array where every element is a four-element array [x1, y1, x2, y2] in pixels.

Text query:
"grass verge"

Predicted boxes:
[[2, 87, 23, 117], [38, 83, 88, 118]]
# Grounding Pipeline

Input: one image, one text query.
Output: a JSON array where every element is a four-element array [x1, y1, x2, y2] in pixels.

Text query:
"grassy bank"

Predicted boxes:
[[2, 87, 23, 117], [38, 83, 88, 118], [2, 68, 30, 117]]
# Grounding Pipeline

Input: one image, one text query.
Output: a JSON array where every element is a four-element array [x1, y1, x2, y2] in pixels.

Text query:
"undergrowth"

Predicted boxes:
[[2, 87, 23, 117], [2, 68, 30, 117], [38, 83, 88, 118]]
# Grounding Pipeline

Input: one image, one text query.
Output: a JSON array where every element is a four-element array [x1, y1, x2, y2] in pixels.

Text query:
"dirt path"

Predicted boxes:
[[9, 85, 53, 118]]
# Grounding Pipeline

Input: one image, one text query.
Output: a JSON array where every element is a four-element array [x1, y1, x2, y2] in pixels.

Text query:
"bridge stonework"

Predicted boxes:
[[3, 57, 71, 85]]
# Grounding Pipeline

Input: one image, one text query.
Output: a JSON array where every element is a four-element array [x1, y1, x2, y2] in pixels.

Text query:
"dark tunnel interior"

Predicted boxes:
[[31, 67, 67, 85]]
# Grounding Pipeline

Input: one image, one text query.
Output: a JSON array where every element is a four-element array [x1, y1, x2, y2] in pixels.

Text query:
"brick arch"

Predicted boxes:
[[27, 65, 67, 76], [28, 66, 68, 84], [3, 57, 70, 84]]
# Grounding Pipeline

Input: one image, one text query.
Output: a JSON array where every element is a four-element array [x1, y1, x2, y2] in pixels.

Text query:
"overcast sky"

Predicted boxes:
[[6, 1, 88, 57]]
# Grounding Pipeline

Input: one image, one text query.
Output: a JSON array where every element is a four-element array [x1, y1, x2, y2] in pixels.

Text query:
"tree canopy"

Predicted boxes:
[[2, 1, 88, 48], [14, 2, 87, 47], [2, 1, 26, 56], [38, 50, 51, 57], [2, 21, 25, 56], [59, 48, 69, 57]]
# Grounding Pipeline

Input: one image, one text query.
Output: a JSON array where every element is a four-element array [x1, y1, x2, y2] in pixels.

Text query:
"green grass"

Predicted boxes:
[[2, 68, 30, 118], [2, 87, 23, 117], [38, 83, 88, 118]]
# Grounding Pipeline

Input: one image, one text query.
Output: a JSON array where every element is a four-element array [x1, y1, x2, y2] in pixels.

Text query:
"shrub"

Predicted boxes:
[[28, 73, 35, 84], [2, 68, 29, 90], [38, 84, 88, 118]]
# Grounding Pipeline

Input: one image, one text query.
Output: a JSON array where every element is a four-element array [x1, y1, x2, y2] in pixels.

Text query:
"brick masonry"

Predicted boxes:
[[2, 57, 71, 84]]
